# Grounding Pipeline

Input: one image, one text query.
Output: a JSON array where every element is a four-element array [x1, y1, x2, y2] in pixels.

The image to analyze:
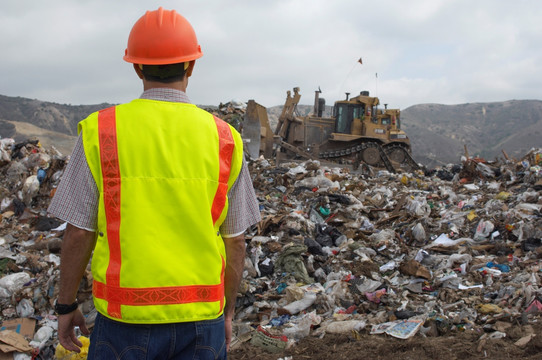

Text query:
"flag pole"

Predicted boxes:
[[340, 57, 363, 97]]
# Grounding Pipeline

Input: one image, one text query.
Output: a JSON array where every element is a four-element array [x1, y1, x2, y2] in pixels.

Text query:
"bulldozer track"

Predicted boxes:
[[318, 141, 396, 173], [317, 141, 419, 173], [384, 143, 421, 171]]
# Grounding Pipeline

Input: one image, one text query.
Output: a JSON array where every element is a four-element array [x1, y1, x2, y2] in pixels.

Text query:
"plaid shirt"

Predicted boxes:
[[48, 88, 260, 237]]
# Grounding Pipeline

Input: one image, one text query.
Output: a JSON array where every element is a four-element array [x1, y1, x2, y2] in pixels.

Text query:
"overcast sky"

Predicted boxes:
[[1, 0, 541, 110]]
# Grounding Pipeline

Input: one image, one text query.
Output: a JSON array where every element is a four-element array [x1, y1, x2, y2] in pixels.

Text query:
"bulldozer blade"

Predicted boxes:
[[241, 100, 261, 159], [242, 100, 274, 159]]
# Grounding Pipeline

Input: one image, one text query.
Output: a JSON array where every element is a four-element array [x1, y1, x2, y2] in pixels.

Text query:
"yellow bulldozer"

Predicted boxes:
[[242, 87, 419, 172]]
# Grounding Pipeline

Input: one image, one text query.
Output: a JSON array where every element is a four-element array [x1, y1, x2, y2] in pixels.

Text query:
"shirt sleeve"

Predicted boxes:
[[47, 134, 99, 231], [219, 158, 261, 237]]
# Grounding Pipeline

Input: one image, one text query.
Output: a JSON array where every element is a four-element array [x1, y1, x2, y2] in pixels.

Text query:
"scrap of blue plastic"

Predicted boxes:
[[486, 261, 510, 273]]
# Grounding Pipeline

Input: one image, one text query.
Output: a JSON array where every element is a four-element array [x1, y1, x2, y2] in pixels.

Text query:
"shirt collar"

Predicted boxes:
[[139, 88, 192, 104]]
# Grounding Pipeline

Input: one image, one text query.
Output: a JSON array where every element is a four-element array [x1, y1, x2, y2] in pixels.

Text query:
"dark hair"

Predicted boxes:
[[140, 62, 187, 83]]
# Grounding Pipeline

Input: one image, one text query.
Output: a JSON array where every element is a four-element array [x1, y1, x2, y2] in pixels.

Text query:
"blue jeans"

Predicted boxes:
[[88, 312, 226, 360]]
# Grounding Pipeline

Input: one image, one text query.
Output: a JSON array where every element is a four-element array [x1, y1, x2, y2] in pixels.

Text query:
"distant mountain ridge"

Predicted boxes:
[[0, 94, 112, 136], [0, 94, 540, 167], [0, 94, 113, 155], [401, 100, 542, 166]]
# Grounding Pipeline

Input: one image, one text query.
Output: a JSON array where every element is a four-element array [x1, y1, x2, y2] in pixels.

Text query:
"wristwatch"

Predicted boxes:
[[54, 300, 79, 315]]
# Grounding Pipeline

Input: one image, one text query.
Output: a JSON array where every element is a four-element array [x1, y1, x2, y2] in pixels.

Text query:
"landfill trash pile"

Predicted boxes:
[[202, 99, 247, 132], [0, 135, 541, 359], [0, 138, 73, 359], [230, 150, 542, 359]]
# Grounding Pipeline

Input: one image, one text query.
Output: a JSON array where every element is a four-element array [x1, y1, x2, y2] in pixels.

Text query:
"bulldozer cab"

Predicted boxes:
[[332, 92, 406, 142], [331, 91, 390, 140], [334, 102, 365, 134]]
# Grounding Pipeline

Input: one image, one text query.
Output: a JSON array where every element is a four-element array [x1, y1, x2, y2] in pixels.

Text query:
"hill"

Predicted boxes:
[[401, 100, 542, 167], [0, 94, 113, 156], [0, 94, 540, 166]]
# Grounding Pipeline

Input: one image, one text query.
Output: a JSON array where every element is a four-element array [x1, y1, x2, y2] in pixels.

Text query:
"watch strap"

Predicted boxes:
[[54, 300, 78, 315]]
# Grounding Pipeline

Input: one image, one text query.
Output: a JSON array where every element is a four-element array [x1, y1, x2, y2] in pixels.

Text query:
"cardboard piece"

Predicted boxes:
[[0, 318, 36, 340], [0, 351, 13, 360], [399, 259, 432, 280], [515, 333, 536, 347], [0, 330, 33, 353]]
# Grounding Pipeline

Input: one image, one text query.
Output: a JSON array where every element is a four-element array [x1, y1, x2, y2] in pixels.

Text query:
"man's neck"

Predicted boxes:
[[143, 78, 188, 92]]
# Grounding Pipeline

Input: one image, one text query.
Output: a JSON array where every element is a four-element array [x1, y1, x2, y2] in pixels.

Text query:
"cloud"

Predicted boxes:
[[0, 0, 541, 110]]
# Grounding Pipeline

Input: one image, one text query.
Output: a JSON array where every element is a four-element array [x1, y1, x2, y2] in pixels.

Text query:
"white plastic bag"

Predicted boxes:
[[325, 320, 366, 334], [412, 223, 426, 242], [474, 220, 494, 240], [0, 272, 31, 294], [281, 292, 317, 315]]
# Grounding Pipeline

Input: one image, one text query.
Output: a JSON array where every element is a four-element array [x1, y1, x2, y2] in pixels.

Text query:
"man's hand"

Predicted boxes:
[[57, 309, 90, 352], [224, 314, 234, 351], [57, 224, 96, 351]]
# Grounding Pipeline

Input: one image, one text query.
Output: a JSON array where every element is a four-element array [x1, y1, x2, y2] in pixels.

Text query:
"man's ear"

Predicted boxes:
[[186, 61, 196, 78], [134, 64, 144, 79]]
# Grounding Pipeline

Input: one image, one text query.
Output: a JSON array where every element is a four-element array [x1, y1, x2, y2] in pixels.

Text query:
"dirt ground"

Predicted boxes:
[[229, 321, 542, 360]]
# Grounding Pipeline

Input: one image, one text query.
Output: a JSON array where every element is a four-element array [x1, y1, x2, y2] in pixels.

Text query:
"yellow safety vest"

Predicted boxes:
[[78, 99, 243, 324]]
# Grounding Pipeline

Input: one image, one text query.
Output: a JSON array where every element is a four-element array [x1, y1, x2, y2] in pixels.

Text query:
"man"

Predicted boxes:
[[48, 7, 260, 359]]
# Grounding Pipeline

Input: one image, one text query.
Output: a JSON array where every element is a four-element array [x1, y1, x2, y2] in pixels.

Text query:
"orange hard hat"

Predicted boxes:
[[123, 7, 203, 65]]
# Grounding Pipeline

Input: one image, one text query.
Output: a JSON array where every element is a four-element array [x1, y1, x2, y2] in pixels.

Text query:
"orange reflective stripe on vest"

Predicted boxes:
[[93, 257, 225, 308], [98, 107, 122, 317], [94, 107, 230, 319], [93, 281, 224, 306], [211, 115, 235, 225]]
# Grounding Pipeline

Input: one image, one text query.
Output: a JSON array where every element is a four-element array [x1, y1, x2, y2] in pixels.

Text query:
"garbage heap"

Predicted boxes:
[[233, 151, 542, 352], [0, 135, 541, 358], [202, 99, 247, 132]]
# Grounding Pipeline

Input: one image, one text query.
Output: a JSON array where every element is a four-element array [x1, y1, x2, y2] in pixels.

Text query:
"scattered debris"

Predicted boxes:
[[0, 136, 541, 358], [234, 147, 542, 355]]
